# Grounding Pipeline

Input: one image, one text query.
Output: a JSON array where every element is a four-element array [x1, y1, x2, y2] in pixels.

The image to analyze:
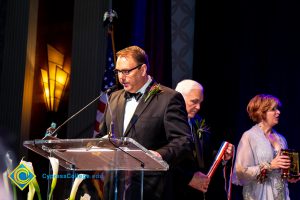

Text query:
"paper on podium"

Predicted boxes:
[[207, 141, 229, 178]]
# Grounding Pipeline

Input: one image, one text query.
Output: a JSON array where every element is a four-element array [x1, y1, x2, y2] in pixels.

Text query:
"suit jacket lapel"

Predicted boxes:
[[192, 120, 205, 169], [123, 81, 157, 136], [115, 91, 126, 137]]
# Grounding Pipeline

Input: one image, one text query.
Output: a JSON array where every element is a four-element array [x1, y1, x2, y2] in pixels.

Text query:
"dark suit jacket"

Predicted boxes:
[[173, 115, 227, 200], [99, 80, 192, 200]]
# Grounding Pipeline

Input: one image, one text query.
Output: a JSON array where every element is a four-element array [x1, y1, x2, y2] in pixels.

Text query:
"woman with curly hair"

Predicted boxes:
[[233, 94, 299, 200]]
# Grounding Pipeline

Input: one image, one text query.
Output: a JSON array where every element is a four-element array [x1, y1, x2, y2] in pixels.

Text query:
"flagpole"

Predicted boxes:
[[103, 10, 118, 85], [109, 24, 117, 66]]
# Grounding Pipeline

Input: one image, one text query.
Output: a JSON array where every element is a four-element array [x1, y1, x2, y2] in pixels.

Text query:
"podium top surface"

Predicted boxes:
[[24, 137, 169, 171]]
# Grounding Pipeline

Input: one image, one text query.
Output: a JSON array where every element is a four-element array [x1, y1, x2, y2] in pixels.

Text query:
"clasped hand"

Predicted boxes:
[[270, 151, 290, 170], [188, 171, 210, 192], [288, 173, 300, 183], [223, 143, 234, 161], [270, 152, 300, 183]]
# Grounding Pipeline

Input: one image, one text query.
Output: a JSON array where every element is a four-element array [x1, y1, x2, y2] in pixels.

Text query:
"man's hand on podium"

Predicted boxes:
[[149, 150, 162, 159]]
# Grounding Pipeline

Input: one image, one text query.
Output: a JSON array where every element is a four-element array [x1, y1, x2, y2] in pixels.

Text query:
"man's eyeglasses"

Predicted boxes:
[[113, 63, 143, 76]]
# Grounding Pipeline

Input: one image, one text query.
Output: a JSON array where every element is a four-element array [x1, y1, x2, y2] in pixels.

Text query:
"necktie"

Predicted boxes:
[[124, 91, 142, 101]]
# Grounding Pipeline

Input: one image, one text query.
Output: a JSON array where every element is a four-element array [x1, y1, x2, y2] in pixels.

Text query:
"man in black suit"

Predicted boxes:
[[174, 79, 233, 200], [98, 46, 192, 200]]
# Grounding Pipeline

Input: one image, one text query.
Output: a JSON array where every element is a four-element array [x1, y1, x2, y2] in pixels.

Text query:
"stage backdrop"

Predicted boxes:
[[113, 0, 300, 199], [0, 0, 299, 199]]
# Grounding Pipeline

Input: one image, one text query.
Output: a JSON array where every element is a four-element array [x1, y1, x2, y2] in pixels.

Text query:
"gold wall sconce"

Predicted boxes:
[[41, 44, 69, 112]]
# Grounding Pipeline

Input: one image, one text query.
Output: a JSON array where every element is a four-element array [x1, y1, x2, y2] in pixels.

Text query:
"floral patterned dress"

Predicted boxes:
[[232, 124, 290, 200]]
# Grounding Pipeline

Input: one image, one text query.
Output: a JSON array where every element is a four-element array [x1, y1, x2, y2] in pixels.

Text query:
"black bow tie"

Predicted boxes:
[[124, 91, 143, 101]]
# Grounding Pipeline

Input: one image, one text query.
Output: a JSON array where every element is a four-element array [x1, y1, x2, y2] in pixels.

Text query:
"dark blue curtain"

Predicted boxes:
[[193, 0, 300, 199], [113, 0, 172, 86]]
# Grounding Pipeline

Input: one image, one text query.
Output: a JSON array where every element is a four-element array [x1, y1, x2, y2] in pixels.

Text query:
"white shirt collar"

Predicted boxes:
[[137, 75, 152, 94]]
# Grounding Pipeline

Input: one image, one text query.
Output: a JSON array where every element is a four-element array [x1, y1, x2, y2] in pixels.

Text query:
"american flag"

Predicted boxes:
[[93, 36, 116, 137]]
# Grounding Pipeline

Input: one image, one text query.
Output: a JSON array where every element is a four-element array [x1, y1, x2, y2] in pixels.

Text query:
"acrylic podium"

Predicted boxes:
[[24, 137, 169, 199]]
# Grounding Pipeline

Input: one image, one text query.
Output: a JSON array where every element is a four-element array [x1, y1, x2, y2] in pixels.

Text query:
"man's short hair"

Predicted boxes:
[[116, 45, 150, 70]]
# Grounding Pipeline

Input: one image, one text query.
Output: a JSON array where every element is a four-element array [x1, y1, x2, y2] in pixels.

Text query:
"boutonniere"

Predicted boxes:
[[194, 118, 210, 139], [144, 84, 162, 102]]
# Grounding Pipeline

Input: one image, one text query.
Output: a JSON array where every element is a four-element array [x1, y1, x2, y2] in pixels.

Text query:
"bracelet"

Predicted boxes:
[[263, 162, 272, 171], [257, 162, 271, 183], [257, 169, 267, 183]]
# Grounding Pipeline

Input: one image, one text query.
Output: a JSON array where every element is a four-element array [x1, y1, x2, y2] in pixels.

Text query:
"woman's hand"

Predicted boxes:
[[288, 173, 300, 183], [270, 152, 290, 170]]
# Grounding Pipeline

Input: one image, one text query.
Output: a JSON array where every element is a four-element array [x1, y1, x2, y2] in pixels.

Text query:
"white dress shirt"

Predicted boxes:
[[123, 76, 152, 134]]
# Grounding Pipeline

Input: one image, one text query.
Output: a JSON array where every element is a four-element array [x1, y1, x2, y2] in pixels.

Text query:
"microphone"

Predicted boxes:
[[43, 85, 117, 139], [104, 85, 118, 94], [88, 87, 145, 168], [106, 90, 115, 138], [104, 89, 145, 168]]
